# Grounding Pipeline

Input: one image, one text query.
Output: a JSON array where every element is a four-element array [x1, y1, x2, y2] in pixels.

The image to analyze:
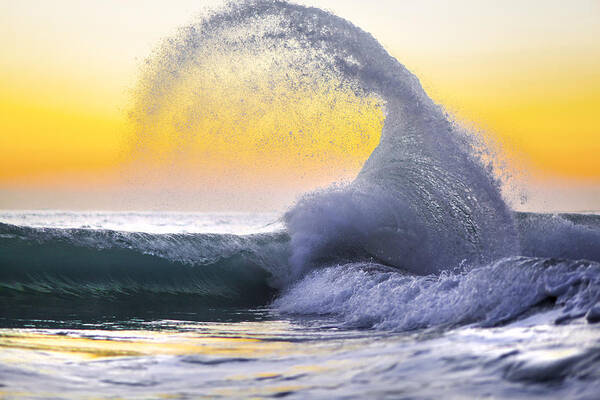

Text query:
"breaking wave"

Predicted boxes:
[[274, 257, 600, 330], [0, 223, 288, 307], [1, 1, 599, 330]]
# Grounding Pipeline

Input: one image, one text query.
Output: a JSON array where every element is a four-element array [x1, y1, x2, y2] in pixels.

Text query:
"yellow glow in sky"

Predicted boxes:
[[129, 45, 384, 194], [0, 0, 599, 211]]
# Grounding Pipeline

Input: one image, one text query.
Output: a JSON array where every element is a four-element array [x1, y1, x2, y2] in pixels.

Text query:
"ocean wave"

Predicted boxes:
[[134, 0, 517, 277], [516, 212, 600, 263], [274, 256, 600, 330], [0, 223, 289, 306], [1, 214, 599, 329], [1, 0, 599, 331]]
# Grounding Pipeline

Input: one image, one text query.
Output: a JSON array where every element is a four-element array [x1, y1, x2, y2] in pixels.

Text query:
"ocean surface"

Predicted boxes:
[[1, 210, 600, 399], [2, 1, 600, 399]]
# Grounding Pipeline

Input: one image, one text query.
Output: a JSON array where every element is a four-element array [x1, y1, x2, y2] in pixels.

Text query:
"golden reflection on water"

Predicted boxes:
[[2, 320, 596, 399], [0, 327, 296, 360], [0, 320, 363, 399]]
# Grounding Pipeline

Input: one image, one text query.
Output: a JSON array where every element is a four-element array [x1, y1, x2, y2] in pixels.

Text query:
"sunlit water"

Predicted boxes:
[[0, 210, 282, 234], [1, 313, 599, 400], [1, 211, 599, 399]]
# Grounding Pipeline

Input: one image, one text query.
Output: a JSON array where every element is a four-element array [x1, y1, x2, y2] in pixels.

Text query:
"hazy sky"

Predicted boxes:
[[1, 0, 599, 211]]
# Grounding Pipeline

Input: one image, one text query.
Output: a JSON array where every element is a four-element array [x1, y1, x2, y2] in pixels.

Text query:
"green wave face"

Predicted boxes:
[[0, 223, 289, 321]]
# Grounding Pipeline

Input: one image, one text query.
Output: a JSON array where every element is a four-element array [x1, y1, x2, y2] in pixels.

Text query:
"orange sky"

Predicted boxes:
[[0, 0, 598, 211]]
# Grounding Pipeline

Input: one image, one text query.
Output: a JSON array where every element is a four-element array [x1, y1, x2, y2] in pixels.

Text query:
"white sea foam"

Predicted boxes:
[[274, 257, 600, 330]]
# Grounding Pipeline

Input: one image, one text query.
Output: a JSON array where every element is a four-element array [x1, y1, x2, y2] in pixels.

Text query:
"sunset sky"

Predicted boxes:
[[1, 0, 598, 211]]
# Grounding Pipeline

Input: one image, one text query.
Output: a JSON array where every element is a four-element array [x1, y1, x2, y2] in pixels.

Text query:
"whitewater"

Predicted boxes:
[[1, 1, 599, 399]]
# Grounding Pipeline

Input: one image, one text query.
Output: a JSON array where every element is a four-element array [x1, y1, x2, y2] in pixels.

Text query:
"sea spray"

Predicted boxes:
[[131, 0, 518, 279]]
